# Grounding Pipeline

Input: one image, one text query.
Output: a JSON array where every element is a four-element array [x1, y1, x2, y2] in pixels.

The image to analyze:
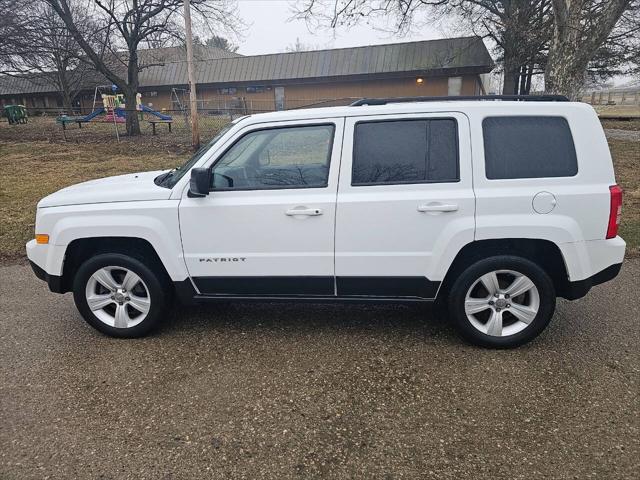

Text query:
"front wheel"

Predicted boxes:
[[447, 256, 556, 348], [73, 253, 169, 338]]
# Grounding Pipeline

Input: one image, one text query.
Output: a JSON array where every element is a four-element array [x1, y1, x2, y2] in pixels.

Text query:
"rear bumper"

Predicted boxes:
[[560, 262, 623, 300], [29, 260, 65, 293], [560, 237, 625, 282]]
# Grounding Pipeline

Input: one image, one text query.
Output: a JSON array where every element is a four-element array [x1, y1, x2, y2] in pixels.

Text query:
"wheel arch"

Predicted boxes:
[[60, 237, 173, 293], [437, 238, 570, 300]]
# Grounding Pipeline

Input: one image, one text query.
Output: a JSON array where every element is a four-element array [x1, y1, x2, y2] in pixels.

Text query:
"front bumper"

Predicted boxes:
[[26, 239, 66, 293], [29, 260, 65, 293]]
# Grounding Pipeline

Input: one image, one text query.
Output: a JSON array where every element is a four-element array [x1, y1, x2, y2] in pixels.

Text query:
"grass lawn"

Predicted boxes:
[[0, 141, 189, 263], [593, 104, 640, 119], [609, 138, 640, 257], [601, 119, 640, 131], [0, 118, 638, 263]]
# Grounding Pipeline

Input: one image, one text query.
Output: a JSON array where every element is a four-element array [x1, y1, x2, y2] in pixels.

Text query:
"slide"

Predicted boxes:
[[139, 104, 172, 121], [80, 107, 105, 122]]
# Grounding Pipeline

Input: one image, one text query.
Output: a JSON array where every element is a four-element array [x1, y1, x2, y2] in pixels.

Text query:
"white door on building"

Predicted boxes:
[[274, 87, 285, 111]]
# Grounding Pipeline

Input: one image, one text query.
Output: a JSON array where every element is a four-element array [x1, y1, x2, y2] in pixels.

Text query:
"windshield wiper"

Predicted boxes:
[[154, 168, 178, 187]]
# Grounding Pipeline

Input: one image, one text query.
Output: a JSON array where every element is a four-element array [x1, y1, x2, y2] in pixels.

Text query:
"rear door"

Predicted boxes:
[[335, 112, 475, 299]]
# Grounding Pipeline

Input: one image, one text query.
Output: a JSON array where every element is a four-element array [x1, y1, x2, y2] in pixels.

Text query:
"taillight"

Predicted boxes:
[[606, 185, 623, 239]]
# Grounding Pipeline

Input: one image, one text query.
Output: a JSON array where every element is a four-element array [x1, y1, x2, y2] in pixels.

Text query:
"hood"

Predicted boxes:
[[38, 170, 172, 208]]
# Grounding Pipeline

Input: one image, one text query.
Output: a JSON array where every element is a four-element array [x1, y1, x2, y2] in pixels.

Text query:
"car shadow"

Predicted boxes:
[[159, 300, 459, 344]]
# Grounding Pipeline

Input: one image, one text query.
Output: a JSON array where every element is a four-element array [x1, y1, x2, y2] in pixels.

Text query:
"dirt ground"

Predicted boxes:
[[1, 260, 638, 479]]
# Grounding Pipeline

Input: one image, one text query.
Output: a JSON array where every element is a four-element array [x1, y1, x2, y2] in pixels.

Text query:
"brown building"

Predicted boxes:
[[0, 36, 494, 114]]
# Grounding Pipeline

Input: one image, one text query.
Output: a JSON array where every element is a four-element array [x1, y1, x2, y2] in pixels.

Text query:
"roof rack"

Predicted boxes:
[[350, 94, 570, 106]]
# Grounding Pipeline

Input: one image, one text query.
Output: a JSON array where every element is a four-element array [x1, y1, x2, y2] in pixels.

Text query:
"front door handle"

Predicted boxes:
[[285, 207, 323, 216], [417, 203, 459, 213]]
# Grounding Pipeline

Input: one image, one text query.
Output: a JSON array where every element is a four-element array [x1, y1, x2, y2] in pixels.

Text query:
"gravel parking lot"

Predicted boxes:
[[1, 261, 638, 479]]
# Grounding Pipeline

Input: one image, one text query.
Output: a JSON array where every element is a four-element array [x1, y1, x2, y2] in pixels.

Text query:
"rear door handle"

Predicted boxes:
[[285, 207, 323, 216], [417, 203, 458, 213]]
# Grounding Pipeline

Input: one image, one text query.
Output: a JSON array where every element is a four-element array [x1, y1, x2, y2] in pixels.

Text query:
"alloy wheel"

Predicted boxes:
[[464, 269, 540, 337], [84, 266, 151, 329]]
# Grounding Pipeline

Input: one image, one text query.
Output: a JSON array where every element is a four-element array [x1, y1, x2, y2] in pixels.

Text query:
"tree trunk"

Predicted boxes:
[[518, 66, 527, 95], [545, 50, 587, 100], [502, 51, 520, 95], [54, 57, 74, 113], [124, 88, 141, 136], [62, 90, 73, 113], [545, 0, 630, 100], [545, 4, 588, 100], [524, 66, 533, 95], [125, 50, 141, 136]]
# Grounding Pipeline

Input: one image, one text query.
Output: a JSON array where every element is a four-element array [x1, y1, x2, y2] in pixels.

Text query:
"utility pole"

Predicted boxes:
[[183, 0, 200, 149]]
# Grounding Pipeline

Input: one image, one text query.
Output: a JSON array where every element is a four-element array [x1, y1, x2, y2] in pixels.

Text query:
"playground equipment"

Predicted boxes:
[[101, 93, 127, 123], [56, 86, 172, 130], [3, 105, 28, 124]]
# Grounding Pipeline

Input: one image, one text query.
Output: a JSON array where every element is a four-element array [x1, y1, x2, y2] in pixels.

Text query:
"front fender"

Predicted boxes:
[[35, 201, 188, 281]]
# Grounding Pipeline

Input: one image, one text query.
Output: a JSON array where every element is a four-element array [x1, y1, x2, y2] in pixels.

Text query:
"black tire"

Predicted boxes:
[[447, 255, 556, 348], [73, 253, 169, 338]]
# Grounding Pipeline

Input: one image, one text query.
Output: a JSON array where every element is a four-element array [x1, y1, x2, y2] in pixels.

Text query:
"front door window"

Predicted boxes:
[[212, 124, 334, 190]]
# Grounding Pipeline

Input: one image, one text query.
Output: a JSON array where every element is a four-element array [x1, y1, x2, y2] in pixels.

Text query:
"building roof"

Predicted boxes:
[[141, 36, 493, 87], [0, 45, 241, 96], [0, 37, 493, 96], [136, 44, 242, 65]]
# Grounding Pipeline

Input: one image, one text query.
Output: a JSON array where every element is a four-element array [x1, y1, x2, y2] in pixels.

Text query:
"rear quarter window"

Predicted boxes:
[[482, 116, 578, 179]]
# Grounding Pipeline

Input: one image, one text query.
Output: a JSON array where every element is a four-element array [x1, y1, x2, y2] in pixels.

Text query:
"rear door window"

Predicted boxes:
[[483, 116, 578, 179], [352, 119, 459, 186]]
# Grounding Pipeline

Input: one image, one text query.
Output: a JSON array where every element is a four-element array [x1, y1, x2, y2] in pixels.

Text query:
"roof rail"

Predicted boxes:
[[350, 95, 570, 106]]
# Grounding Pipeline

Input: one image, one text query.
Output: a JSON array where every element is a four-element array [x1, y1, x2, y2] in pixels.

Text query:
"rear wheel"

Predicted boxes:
[[73, 253, 169, 337], [448, 256, 556, 348]]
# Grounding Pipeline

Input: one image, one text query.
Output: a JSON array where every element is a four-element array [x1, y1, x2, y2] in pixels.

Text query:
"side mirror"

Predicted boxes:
[[188, 168, 211, 198]]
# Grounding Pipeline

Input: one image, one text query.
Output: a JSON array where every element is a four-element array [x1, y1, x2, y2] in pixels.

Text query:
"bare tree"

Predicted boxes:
[[293, 0, 551, 95], [589, 3, 640, 81], [11, 1, 94, 111], [446, 1, 552, 95], [44, 0, 242, 135], [545, 0, 634, 99], [0, 0, 35, 75], [295, 0, 637, 97]]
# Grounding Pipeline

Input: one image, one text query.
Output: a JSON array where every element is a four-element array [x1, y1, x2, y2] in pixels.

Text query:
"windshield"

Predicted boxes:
[[155, 120, 240, 188]]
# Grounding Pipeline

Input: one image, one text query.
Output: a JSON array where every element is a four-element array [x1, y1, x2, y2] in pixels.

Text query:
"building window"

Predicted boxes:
[[146, 91, 158, 97], [246, 86, 265, 94], [448, 76, 462, 96], [217, 87, 237, 95]]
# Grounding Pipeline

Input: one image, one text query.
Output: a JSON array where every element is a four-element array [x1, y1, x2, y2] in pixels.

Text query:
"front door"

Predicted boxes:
[[335, 112, 475, 299], [179, 118, 344, 296]]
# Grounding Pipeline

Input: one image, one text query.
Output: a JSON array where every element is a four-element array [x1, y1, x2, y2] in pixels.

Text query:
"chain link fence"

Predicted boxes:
[[6, 98, 359, 146]]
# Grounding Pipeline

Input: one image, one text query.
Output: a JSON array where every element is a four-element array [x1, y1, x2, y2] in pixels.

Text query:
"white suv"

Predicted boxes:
[[26, 96, 625, 347]]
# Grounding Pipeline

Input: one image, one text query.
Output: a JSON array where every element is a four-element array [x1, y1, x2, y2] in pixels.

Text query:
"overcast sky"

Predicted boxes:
[[234, 0, 444, 55]]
